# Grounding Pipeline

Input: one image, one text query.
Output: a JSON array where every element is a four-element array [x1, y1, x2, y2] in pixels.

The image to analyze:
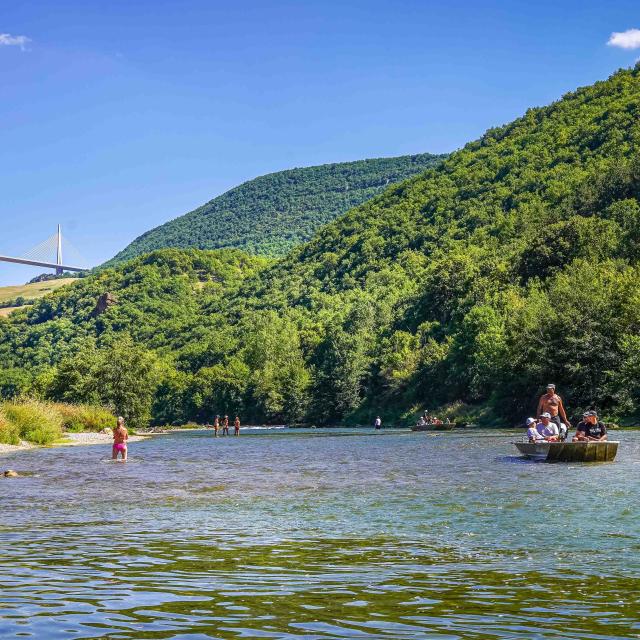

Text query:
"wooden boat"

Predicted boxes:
[[412, 422, 456, 432], [514, 440, 619, 462]]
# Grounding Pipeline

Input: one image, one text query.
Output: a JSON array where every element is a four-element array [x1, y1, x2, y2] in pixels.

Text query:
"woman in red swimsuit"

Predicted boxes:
[[112, 416, 128, 461]]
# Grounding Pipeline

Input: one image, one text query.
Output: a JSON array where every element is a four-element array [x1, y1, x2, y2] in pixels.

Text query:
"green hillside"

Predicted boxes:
[[108, 154, 445, 263], [2, 66, 640, 427]]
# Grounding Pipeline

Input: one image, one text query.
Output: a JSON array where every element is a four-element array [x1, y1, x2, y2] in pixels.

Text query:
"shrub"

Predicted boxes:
[[53, 403, 116, 432], [0, 409, 20, 445], [2, 400, 63, 445]]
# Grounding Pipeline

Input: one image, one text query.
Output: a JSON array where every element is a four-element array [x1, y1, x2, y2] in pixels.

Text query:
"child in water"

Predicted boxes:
[[234, 416, 240, 436], [112, 416, 128, 461]]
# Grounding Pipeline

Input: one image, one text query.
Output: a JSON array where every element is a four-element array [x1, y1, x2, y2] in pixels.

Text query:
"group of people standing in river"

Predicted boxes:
[[526, 383, 608, 443], [210, 415, 241, 437], [109, 413, 242, 462]]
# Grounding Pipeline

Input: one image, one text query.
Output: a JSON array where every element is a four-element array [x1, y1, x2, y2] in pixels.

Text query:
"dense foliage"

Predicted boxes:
[[2, 67, 640, 426], [108, 154, 445, 263], [0, 400, 116, 445]]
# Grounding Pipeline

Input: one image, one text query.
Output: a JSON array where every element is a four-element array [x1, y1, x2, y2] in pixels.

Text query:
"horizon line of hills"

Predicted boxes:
[[104, 151, 448, 267], [2, 64, 640, 430]]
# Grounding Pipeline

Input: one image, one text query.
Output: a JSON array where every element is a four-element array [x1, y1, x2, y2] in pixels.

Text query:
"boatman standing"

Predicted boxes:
[[537, 384, 570, 433]]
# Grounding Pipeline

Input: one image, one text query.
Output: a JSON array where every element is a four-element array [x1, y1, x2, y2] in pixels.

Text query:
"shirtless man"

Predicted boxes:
[[213, 415, 220, 437], [536, 384, 570, 433], [223, 415, 230, 436], [234, 416, 240, 436]]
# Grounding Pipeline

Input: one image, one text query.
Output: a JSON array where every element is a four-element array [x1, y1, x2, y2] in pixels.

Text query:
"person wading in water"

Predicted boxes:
[[112, 417, 128, 462], [223, 415, 230, 436], [234, 416, 240, 436], [213, 415, 220, 437]]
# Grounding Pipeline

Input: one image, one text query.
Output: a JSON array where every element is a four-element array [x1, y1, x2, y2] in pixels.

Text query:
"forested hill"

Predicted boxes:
[[109, 153, 445, 264], [2, 66, 640, 428]]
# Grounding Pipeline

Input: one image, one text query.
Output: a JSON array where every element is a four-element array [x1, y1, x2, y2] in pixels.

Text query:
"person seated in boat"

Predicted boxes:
[[573, 411, 607, 442], [537, 384, 571, 433], [537, 412, 560, 441], [416, 417, 427, 428], [526, 417, 545, 442]]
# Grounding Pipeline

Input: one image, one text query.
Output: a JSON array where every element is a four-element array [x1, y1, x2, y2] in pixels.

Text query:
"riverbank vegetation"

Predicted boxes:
[[1, 67, 640, 427], [0, 400, 117, 446]]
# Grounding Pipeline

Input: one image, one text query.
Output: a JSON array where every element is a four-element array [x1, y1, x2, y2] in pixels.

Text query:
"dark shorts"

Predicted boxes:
[[549, 415, 562, 429]]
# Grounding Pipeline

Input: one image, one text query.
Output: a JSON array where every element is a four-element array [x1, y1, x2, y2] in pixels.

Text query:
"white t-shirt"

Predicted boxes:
[[527, 426, 544, 441], [537, 422, 559, 438]]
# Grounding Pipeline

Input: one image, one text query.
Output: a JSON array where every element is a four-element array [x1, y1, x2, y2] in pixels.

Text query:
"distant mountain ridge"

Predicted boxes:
[[108, 153, 446, 264]]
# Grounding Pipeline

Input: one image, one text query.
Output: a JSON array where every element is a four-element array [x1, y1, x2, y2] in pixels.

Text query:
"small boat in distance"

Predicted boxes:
[[514, 440, 619, 462], [412, 422, 456, 432]]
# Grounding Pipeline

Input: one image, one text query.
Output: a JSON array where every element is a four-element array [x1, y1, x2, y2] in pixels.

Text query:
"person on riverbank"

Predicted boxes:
[[223, 415, 230, 436], [213, 415, 220, 437], [537, 384, 570, 432], [526, 417, 544, 442], [573, 411, 607, 442], [374, 416, 382, 429], [536, 412, 559, 441], [112, 417, 128, 461], [234, 416, 240, 436]]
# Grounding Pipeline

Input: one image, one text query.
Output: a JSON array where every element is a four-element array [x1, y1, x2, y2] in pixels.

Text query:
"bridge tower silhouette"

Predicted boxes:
[[0, 225, 86, 274]]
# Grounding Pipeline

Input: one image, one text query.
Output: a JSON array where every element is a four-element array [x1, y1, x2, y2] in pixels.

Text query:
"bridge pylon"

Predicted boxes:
[[0, 225, 86, 274]]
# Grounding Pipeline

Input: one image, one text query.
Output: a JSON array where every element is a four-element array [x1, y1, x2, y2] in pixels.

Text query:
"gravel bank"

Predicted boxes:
[[0, 432, 148, 456]]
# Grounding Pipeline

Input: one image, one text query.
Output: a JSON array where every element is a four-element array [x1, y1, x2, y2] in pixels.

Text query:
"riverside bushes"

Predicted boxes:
[[2, 400, 63, 445], [53, 403, 116, 432], [0, 400, 117, 446], [0, 409, 20, 445]]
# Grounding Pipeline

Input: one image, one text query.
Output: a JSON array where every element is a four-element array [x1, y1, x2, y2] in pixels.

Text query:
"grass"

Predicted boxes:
[[0, 409, 20, 445], [0, 278, 76, 305], [2, 400, 64, 445], [52, 403, 116, 432], [0, 305, 32, 318], [0, 400, 117, 446]]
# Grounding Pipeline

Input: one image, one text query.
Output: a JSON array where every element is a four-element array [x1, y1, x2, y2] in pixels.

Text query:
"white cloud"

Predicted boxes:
[[608, 28, 640, 50], [0, 33, 31, 50]]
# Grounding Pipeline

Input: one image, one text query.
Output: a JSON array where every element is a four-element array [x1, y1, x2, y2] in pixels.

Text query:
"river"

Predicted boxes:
[[1, 428, 639, 639]]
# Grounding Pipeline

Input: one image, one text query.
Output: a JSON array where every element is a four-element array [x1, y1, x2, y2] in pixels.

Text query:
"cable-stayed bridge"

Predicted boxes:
[[0, 226, 87, 275]]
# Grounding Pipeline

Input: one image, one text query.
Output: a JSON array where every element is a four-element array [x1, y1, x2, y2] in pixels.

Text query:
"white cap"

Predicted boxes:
[[540, 412, 551, 419], [526, 417, 536, 425]]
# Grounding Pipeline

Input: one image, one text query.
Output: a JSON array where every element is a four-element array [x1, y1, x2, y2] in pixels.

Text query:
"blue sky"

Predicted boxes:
[[0, 0, 639, 285]]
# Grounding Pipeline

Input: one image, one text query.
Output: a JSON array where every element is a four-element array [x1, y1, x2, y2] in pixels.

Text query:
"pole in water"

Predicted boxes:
[[56, 224, 63, 275]]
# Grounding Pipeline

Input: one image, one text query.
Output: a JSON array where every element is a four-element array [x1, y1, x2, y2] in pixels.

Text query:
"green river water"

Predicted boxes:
[[1, 428, 639, 639]]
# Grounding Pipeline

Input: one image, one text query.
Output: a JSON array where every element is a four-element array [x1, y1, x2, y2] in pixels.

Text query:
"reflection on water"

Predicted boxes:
[[1, 428, 639, 639]]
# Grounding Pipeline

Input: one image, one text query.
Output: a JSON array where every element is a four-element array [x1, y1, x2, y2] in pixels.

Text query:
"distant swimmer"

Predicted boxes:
[[374, 416, 382, 429], [223, 415, 230, 436], [112, 416, 128, 462], [234, 416, 240, 436], [213, 415, 220, 437]]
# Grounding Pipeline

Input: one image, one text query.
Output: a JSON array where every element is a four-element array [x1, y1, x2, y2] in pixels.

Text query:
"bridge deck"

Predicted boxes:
[[0, 255, 85, 272]]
